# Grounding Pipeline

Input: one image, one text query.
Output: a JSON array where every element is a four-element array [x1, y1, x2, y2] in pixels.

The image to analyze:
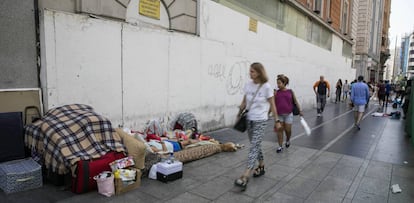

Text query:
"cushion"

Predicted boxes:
[[174, 144, 222, 163], [115, 128, 146, 169]]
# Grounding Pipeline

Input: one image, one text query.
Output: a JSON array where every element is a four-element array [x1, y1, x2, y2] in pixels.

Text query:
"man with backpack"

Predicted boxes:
[[313, 75, 331, 117]]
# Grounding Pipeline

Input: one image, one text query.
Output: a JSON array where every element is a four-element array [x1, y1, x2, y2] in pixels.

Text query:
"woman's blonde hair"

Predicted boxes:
[[277, 74, 289, 85], [250, 62, 268, 84]]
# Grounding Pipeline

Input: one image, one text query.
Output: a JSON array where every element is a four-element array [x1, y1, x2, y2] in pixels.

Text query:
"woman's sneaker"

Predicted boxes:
[[276, 147, 283, 153], [285, 142, 290, 148]]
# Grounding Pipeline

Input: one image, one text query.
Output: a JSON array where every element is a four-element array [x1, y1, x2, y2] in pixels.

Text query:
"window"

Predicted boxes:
[[342, 41, 352, 58], [341, 0, 349, 34], [314, 0, 322, 14], [326, 0, 331, 21]]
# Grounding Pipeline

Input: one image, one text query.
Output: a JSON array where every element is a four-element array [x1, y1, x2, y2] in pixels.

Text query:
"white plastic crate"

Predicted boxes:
[[157, 161, 182, 175], [0, 158, 42, 194]]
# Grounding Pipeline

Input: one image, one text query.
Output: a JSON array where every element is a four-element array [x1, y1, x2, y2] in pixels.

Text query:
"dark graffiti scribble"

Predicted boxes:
[[208, 64, 226, 81]]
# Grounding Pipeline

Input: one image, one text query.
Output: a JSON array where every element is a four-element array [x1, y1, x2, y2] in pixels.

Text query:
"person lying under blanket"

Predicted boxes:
[[147, 139, 200, 153]]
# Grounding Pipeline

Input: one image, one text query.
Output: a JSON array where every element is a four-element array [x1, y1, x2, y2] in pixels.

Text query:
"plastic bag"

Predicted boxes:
[[300, 117, 311, 136], [148, 163, 158, 180], [94, 171, 115, 197]]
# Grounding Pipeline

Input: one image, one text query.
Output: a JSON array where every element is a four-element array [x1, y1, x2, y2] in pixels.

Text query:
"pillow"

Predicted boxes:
[[115, 128, 146, 169], [173, 144, 222, 163]]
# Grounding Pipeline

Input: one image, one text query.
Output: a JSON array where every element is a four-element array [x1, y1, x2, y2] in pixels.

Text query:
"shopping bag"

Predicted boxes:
[[94, 171, 115, 197], [300, 117, 311, 136]]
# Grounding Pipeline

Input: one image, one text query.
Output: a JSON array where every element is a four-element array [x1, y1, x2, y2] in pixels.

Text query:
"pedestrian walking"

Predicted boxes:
[[402, 80, 411, 119], [351, 75, 370, 130], [274, 74, 303, 153], [377, 80, 386, 108], [234, 62, 281, 191], [384, 80, 392, 108], [335, 79, 343, 103], [313, 75, 330, 117], [342, 80, 350, 101]]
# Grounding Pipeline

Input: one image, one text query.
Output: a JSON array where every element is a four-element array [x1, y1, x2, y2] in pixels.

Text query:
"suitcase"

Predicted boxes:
[[0, 112, 25, 162], [71, 151, 125, 194], [156, 161, 183, 183]]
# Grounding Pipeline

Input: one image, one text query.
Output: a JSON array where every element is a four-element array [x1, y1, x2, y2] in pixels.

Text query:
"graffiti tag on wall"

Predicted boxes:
[[208, 60, 250, 95]]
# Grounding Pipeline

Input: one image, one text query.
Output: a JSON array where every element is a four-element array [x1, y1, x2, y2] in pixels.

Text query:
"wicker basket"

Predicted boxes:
[[0, 158, 42, 194]]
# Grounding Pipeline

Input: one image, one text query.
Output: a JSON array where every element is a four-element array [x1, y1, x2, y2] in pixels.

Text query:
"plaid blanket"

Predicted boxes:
[[25, 104, 126, 174]]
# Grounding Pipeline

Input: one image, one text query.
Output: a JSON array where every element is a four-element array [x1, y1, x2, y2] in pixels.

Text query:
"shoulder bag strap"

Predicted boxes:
[[247, 84, 262, 110]]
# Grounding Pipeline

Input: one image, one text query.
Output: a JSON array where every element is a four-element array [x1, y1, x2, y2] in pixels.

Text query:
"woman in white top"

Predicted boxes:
[[234, 62, 281, 190], [342, 80, 350, 101]]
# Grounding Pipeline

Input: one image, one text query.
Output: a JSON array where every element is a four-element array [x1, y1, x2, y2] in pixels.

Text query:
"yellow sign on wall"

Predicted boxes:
[[249, 17, 258, 32], [139, 0, 160, 20]]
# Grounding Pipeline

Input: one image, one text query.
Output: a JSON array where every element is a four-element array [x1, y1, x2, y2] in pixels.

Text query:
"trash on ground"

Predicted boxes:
[[391, 184, 402, 194], [371, 112, 385, 117]]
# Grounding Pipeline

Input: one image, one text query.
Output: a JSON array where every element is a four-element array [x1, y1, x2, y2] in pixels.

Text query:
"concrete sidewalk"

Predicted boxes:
[[1, 103, 414, 203]]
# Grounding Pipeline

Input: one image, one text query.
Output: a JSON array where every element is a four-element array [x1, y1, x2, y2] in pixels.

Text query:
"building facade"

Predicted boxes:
[[354, 0, 385, 82], [379, 0, 391, 80], [400, 33, 414, 78], [1, 0, 361, 130]]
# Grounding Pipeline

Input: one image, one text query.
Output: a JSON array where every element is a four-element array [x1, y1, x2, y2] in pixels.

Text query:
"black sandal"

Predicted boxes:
[[253, 165, 265, 177], [234, 176, 249, 191]]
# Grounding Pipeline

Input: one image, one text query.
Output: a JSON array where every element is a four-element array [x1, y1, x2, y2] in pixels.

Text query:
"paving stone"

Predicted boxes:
[[392, 165, 414, 180], [328, 164, 360, 181], [306, 191, 344, 203], [243, 177, 278, 198], [388, 175, 414, 203], [364, 161, 392, 181], [265, 164, 296, 181], [139, 176, 200, 200], [264, 192, 305, 203], [312, 154, 340, 169], [352, 190, 388, 203], [279, 176, 320, 199], [184, 160, 229, 181], [357, 176, 389, 197], [314, 176, 352, 197], [319, 151, 343, 159], [163, 192, 210, 203], [190, 176, 235, 200], [337, 155, 364, 168], [214, 191, 255, 203], [210, 151, 247, 168], [278, 157, 309, 168], [221, 165, 248, 179], [297, 164, 332, 181]]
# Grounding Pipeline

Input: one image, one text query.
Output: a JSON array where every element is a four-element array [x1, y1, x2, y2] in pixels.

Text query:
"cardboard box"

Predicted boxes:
[[114, 169, 141, 195]]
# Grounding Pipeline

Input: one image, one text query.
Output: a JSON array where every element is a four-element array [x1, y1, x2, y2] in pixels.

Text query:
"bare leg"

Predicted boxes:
[[354, 111, 358, 124], [356, 112, 364, 125], [277, 128, 284, 147], [284, 123, 292, 143]]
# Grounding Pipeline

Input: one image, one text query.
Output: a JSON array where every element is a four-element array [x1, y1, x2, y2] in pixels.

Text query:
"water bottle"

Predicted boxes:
[[168, 152, 175, 164]]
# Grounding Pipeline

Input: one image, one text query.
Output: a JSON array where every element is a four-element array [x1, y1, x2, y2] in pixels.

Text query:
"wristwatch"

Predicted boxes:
[[275, 119, 281, 123]]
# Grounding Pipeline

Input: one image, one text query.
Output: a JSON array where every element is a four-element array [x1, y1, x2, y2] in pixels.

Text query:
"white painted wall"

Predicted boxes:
[[40, 0, 355, 132]]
